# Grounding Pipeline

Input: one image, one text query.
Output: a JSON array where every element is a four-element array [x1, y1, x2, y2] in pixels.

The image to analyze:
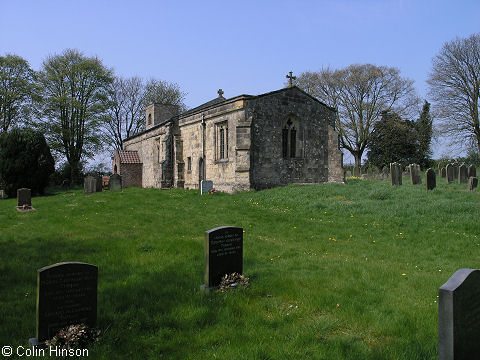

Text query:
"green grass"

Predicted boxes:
[[1, 178, 479, 359]]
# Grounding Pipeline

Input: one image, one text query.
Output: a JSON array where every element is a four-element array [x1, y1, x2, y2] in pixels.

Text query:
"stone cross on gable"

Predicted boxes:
[[217, 89, 224, 98], [286, 71, 296, 87]]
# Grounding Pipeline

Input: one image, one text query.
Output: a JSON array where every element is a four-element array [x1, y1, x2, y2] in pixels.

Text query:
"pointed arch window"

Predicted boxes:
[[215, 121, 229, 161], [282, 118, 297, 158]]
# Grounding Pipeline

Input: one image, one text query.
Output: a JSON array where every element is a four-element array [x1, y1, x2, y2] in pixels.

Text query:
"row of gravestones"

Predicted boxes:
[[390, 163, 478, 191], [28, 225, 479, 359], [84, 174, 122, 194]]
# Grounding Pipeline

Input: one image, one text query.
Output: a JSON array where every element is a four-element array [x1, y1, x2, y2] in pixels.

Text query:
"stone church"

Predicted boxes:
[[113, 83, 343, 193]]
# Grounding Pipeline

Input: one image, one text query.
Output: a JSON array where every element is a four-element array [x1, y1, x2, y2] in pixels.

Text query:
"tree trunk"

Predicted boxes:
[[70, 160, 82, 186], [353, 153, 362, 177]]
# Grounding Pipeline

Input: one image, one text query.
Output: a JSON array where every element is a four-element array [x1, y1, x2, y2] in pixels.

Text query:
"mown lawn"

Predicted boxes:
[[0, 178, 479, 359]]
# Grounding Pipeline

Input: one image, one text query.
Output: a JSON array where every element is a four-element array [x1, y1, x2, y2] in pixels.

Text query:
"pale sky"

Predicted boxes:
[[1, 0, 479, 162]]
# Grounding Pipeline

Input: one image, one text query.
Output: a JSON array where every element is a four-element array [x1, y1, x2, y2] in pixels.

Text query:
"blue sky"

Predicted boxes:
[[1, 0, 479, 161]]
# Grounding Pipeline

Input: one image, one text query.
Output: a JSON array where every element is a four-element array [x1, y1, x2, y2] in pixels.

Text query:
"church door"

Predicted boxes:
[[198, 158, 204, 188]]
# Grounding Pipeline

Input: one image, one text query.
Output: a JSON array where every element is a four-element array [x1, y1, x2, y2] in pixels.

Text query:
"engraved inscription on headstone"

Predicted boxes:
[[109, 174, 122, 191], [426, 168, 436, 190], [439, 268, 480, 360], [200, 180, 214, 195], [203, 226, 243, 288], [31, 262, 98, 344]]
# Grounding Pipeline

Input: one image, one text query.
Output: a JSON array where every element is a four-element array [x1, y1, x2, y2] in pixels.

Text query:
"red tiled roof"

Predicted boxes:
[[118, 150, 142, 164]]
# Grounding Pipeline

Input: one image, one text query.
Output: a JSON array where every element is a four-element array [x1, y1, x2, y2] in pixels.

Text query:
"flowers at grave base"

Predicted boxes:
[[218, 272, 249, 292], [209, 188, 218, 195], [45, 323, 100, 349]]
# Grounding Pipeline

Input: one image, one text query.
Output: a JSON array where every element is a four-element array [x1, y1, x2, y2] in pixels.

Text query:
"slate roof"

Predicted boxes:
[[181, 96, 226, 116], [118, 150, 141, 164]]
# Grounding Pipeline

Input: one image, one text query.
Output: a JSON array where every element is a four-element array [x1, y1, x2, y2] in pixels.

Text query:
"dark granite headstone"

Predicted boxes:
[[439, 268, 480, 360], [17, 188, 32, 207], [467, 165, 476, 178], [426, 168, 436, 190], [446, 164, 454, 184], [390, 162, 402, 186], [458, 164, 468, 184], [201, 180, 214, 195], [203, 226, 243, 288], [441, 167, 446, 178], [452, 162, 459, 181], [83, 176, 96, 194], [30, 262, 98, 345], [109, 174, 122, 191], [95, 176, 103, 192], [467, 177, 478, 191]]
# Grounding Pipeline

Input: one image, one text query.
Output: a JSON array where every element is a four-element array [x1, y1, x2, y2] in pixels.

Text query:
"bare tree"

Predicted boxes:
[[102, 77, 187, 150], [295, 64, 419, 172], [103, 76, 145, 150], [427, 33, 480, 152]]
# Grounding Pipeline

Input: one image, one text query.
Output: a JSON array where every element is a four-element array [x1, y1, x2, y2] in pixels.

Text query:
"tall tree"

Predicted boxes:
[[102, 77, 187, 150], [427, 33, 480, 152], [414, 100, 433, 168], [0, 54, 36, 132], [37, 49, 113, 184], [296, 64, 419, 172]]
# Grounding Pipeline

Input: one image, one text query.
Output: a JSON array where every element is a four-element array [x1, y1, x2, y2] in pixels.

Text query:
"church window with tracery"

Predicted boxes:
[[282, 117, 298, 158]]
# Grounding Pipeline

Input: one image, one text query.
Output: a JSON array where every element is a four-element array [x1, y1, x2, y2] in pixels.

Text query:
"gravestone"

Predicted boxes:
[[390, 162, 402, 186], [17, 188, 32, 207], [200, 180, 214, 195], [109, 174, 122, 191], [446, 164, 454, 184], [467, 177, 478, 191], [202, 226, 243, 289], [83, 176, 96, 194], [409, 163, 422, 185], [96, 176, 103, 192], [452, 162, 459, 181], [458, 164, 468, 184], [426, 168, 436, 190], [0, 189, 5, 199], [438, 268, 480, 360], [345, 170, 352, 177], [29, 262, 98, 346], [441, 167, 446, 178], [467, 165, 476, 179]]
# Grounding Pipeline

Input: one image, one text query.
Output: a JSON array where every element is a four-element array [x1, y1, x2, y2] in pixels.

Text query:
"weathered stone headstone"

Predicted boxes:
[[426, 168, 436, 190], [446, 164, 454, 184], [390, 162, 402, 186], [0, 189, 5, 199], [409, 163, 422, 185], [109, 174, 122, 191], [96, 176, 103, 192], [200, 180, 214, 195], [452, 162, 459, 181], [467, 165, 476, 179], [441, 167, 446, 178], [458, 164, 468, 184], [345, 170, 352, 177], [202, 226, 243, 289], [439, 268, 480, 360], [83, 176, 96, 194], [467, 177, 478, 191], [17, 188, 32, 207], [29, 262, 98, 346]]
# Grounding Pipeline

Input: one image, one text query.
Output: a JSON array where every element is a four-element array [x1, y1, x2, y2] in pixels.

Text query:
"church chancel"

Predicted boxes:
[[113, 76, 344, 193]]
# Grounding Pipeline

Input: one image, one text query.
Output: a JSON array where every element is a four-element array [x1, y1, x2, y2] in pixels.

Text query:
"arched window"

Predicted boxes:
[[148, 113, 152, 125], [215, 121, 228, 160], [282, 117, 298, 158]]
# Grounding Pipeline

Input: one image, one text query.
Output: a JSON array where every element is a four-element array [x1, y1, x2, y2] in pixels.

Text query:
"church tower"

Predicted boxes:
[[146, 103, 179, 130]]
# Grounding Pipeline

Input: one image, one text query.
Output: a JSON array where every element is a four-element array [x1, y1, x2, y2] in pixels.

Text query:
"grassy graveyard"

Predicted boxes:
[[0, 178, 479, 359]]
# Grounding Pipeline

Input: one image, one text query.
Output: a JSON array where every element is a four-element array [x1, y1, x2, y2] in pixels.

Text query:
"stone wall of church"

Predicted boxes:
[[178, 99, 249, 193], [246, 88, 339, 190], [123, 122, 174, 188], [327, 125, 344, 183]]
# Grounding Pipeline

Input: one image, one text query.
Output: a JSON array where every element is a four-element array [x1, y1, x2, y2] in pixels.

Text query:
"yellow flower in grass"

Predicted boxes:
[[402, 273, 406, 276]]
